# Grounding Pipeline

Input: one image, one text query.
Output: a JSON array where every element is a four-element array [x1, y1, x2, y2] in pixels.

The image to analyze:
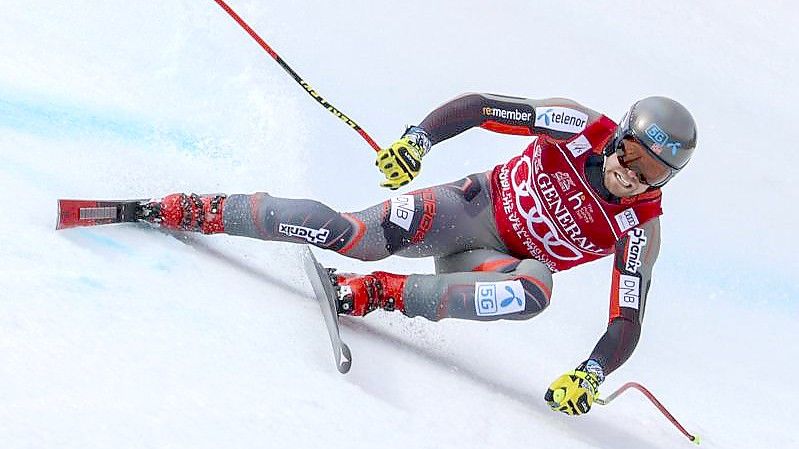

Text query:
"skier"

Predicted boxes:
[[141, 94, 697, 416]]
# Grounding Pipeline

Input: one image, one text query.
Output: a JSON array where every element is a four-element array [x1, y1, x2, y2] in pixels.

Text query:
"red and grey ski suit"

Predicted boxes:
[[220, 93, 663, 376]]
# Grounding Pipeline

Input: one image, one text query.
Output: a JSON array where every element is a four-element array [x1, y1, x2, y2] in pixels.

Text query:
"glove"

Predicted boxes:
[[545, 360, 604, 416], [376, 126, 431, 190]]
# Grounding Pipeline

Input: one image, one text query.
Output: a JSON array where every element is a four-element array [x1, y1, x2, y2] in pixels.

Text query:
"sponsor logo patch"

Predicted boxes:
[[625, 228, 648, 273], [534, 107, 588, 133], [575, 203, 595, 224], [618, 274, 641, 310], [614, 208, 640, 232], [389, 195, 415, 231], [482, 106, 533, 123], [278, 223, 330, 244], [474, 280, 526, 316], [565, 134, 592, 158]]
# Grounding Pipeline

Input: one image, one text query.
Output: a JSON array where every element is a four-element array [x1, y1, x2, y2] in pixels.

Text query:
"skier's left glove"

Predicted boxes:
[[376, 126, 431, 190], [545, 360, 605, 416]]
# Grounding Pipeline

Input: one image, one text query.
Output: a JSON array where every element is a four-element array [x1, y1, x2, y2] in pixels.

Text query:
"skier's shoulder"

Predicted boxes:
[[529, 97, 605, 124], [607, 191, 664, 247], [534, 97, 599, 115], [523, 97, 610, 141], [615, 206, 662, 245]]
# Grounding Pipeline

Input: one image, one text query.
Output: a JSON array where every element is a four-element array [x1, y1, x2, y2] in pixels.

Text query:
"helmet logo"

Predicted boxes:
[[665, 142, 682, 155], [645, 123, 681, 155], [645, 123, 670, 145]]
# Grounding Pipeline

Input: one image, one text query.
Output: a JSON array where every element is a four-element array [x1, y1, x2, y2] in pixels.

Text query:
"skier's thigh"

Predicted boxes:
[[434, 248, 520, 274], [511, 258, 553, 298]]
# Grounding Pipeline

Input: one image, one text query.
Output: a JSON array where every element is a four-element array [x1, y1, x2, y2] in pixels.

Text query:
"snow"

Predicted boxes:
[[1, 1, 797, 448]]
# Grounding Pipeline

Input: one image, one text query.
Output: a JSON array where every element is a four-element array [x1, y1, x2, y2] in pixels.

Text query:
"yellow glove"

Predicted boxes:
[[545, 361, 604, 416], [377, 127, 430, 190]]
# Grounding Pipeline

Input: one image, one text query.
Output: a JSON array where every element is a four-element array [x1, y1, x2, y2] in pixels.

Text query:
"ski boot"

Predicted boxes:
[[331, 270, 407, 316], [138, 193, 227, 234]]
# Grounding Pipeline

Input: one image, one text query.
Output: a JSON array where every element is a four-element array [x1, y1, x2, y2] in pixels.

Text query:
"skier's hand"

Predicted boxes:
[[545, 361, 603, 416], [377, 127, 430, 190]]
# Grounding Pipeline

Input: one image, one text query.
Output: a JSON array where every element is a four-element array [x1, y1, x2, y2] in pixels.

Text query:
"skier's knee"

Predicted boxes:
[[512, 277, 551, 320], [513, 259, 553, 294], [507, 259, 553, 321]]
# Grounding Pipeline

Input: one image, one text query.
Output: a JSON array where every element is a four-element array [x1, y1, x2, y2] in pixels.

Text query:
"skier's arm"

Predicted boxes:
[[376, 93, 601, 189], [417, 93, 602, 145], [546, 219, 661, 415], [588, 218, 661, 376]]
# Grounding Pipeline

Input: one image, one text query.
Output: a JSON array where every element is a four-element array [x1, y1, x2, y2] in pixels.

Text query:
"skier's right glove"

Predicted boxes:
[[376, 126, 431, 190]]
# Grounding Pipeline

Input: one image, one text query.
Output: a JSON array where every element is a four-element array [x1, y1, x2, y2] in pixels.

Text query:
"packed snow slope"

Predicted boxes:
[[1, 1, 796, 448]]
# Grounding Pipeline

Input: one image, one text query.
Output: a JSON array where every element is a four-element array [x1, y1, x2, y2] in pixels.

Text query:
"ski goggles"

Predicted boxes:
[[614, 134, 677, 187]]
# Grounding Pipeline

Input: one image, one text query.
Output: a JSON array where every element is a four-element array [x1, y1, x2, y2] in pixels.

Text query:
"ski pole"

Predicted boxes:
[[595, 382, 700, 445], [211, 0, 382, 152]]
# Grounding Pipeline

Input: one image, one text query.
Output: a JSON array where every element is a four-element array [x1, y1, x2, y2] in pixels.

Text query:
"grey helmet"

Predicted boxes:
[[608, 96, 698, 186]]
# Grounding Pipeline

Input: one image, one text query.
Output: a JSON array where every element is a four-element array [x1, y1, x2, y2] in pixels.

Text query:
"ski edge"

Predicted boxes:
[[301, 246, 352, 374]]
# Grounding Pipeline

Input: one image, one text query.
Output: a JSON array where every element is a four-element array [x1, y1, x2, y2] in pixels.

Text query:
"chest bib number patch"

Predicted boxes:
[[474, 280, 526, 316]]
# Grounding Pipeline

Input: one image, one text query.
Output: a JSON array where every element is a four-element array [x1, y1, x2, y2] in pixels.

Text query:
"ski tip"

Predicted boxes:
[[337, 343, 352, 374], [55, 198, 146, 230], [56, 199, 97, 230], [55, 199, 79, 230], [55, 199, 82, 230], [55, 200, 64, 230]]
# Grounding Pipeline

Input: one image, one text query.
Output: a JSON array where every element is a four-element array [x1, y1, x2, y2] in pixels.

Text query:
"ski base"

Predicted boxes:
[[56, 199, 147, 230], [300, 246, 352, 374]]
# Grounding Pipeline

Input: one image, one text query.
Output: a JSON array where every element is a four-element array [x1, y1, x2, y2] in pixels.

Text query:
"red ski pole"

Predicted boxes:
[[211, 0, 382, 152], [595, 382, 700, 445]]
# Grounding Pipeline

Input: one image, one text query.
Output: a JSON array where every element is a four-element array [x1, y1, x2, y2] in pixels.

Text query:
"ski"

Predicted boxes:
[[56, 199, 150, 230], [300, 246, 352, 374], [57, 200, 353, 373]]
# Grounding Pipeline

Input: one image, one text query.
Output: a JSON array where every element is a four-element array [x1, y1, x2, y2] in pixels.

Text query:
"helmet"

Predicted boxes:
[[608, 96, 698, 186]]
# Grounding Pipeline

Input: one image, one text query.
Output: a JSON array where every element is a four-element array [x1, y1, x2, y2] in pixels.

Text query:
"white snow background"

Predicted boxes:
[[1, 1, 796, 448]]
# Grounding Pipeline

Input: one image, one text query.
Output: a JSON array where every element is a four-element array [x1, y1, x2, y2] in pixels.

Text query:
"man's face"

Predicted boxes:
[[603, 142, 650, 197]]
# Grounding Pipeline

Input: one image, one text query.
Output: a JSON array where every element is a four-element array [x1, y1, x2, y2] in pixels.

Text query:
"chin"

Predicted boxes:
[[602, 176, 619, 195], [607, 183, 630, 198]]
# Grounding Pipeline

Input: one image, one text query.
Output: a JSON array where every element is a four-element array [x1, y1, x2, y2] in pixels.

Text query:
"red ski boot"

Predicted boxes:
[[141, 193, 227, 234], [334, 271, 407, 316]]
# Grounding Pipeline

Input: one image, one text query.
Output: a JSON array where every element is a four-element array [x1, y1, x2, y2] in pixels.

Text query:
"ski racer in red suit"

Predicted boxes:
[[143, 94, 697, 416]]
